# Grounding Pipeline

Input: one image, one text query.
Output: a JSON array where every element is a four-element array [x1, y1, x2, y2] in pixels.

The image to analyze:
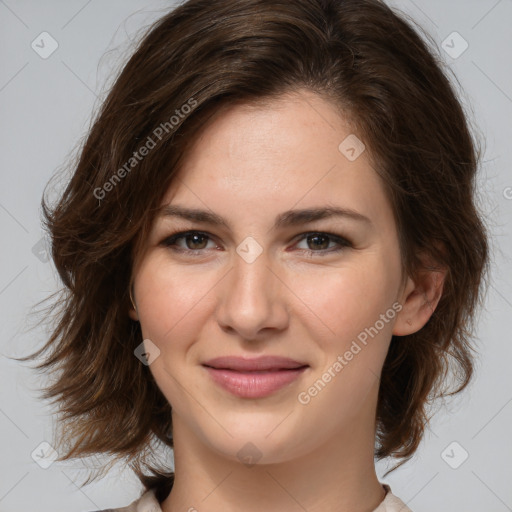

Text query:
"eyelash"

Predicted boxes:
[[160, 230, 352, 257]]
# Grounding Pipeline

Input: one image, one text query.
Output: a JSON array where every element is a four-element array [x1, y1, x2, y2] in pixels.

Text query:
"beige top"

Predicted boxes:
[[95, 483, 412, 511]]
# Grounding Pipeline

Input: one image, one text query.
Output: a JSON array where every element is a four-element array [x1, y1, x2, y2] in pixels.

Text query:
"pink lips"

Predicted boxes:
[[202, 356, 309, 398]]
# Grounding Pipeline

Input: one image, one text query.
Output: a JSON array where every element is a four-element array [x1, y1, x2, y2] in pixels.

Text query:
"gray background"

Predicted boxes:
[[1, 0, 511, 510]]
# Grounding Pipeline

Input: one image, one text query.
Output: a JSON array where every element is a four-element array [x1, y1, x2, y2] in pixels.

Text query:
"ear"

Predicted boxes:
[[129, 306, 139, 322], [128, 284, 139, 322], [393, 253, 447, 336]]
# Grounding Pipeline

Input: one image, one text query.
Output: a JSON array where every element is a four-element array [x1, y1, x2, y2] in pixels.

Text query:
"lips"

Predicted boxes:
[[202, 355, 308, 372], [202, 356, 309, 398]]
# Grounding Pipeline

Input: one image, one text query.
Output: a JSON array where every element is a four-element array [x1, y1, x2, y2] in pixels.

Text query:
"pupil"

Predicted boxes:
[[188, 234, 206, 250], [309, 234, 328, 250]]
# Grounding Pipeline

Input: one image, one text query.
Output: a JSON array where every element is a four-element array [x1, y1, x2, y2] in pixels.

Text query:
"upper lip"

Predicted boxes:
[[202, 356, 308, 371]]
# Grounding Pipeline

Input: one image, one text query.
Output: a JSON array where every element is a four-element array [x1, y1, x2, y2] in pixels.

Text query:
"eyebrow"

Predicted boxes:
[[157, 204, 373, 230]]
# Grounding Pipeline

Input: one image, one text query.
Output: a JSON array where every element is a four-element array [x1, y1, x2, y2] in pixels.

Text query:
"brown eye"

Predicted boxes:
[[161, 231, 216, 252], [160, 230, 351, 257], [294, 232, 351, 256], [182, 233, 209, 250], [305, 233, 330, 250]]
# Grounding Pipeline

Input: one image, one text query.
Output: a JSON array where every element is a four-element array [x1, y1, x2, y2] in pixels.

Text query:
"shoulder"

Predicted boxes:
[[88, 485, 410, 512], [373, 484, 413, 512], [88, 488, 162, 512]]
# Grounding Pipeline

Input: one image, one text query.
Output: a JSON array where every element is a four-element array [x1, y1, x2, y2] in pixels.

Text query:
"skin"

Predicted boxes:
[[129, 89, 445, 512]]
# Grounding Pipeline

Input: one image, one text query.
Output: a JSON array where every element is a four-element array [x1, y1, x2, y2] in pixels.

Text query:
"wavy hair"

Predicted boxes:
[[16, 0, 490, 503]]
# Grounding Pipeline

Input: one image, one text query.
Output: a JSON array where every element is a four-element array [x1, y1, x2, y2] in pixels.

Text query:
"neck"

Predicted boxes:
[[161, 397, 386, 512]]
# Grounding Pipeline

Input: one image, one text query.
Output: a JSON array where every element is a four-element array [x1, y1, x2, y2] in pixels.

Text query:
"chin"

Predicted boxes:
[[200, 421, 311, 466]]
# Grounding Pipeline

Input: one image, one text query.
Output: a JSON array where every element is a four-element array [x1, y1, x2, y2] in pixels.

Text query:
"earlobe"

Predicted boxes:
[[392, 264, 447, 337], [128, 284, 139, 322]]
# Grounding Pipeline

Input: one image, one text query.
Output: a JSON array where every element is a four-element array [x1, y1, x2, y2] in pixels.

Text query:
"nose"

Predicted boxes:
[[215, 247, 289, 341]]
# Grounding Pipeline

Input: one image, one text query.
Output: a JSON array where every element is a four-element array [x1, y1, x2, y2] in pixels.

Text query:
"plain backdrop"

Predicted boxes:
[[1, 1, 511, 511]]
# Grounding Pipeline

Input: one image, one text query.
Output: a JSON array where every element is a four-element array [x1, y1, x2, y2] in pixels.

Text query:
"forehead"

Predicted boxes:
[[159, 90, 393, 233]]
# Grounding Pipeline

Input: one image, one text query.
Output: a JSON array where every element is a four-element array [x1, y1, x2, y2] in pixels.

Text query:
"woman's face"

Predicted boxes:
[[130, 89, 414, 464]]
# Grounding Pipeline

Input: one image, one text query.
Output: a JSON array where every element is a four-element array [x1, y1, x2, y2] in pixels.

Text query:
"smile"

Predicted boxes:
[[202, 366, 308, 398]]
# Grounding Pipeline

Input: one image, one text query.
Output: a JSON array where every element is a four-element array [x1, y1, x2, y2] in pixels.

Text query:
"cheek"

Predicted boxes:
[[133, 257, 217, 409], [134, 256, 217, 346], [293, 258, 398, 347], [295, 263, 398, 420]]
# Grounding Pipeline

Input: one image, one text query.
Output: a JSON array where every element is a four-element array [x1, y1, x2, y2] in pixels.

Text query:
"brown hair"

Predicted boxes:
[[15, 0, 490, 503]]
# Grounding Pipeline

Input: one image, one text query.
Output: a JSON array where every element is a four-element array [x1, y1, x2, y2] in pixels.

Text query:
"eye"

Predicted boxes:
[[160, 230, 352, 257], [161, 231, 217, 253], [294, 232, 352, 256]]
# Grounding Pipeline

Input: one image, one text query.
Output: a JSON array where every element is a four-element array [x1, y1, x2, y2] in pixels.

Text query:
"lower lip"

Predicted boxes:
[[203, 366, 308, 398]]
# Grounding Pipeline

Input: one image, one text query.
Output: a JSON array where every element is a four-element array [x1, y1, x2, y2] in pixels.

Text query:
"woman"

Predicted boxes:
[[17, 0, 490, 510]]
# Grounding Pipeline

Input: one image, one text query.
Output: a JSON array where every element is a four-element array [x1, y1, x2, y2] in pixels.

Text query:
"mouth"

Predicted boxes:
[[202, 356, 309, 398], [202, 355, 308, 372]]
